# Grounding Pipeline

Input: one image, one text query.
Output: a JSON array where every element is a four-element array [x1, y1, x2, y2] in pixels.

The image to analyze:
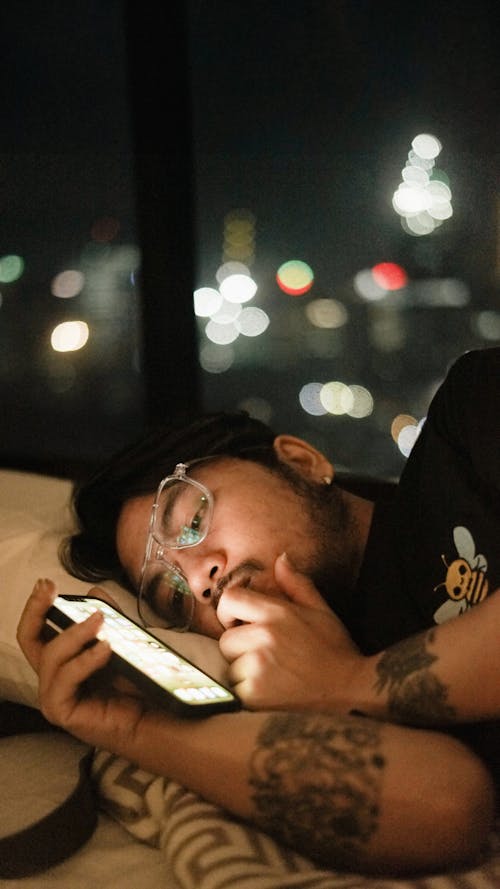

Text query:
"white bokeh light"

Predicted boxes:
[[216, 261, 250, 284], [392, 134, 452, 236], [346, 385, 374, 418], [353, 268, 387, 301], [412, 133, 442, 160], [236, 306, 269, 336], [193, 287, 223, 317], [474, 310, 500, 341], [199, 343, 235, 373], [210, 298, 242, 325], [51, 269, 85, 299], [320, 381, 354, 415], [393, 183, 431, 216], [397, 424, 421, 457], [219, 273, 257, 304], [50, 320, 89, 352], [305, 298, 348, 328], [205, 319, 239, 345], [299, 382, 327, 416], [403, 213, 437, 236]]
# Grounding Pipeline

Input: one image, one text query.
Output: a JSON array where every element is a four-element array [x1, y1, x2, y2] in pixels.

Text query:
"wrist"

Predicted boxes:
[[345, 654, 382, 719]]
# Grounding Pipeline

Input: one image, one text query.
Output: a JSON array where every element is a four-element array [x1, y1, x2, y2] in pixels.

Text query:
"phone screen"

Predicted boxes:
[[46, 595, 239, 713]]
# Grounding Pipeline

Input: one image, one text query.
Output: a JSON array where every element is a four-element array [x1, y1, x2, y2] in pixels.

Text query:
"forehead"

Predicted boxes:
[[188, 454, 262, 484], [188, 455, 288, 503]]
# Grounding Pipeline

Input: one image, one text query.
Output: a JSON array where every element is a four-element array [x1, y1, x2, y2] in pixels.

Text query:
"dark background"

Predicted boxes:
[[1, 1, 498, 479]]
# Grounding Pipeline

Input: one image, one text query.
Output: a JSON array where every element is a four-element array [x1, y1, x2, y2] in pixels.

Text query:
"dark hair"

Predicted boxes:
[[60, 410, 277, 587]]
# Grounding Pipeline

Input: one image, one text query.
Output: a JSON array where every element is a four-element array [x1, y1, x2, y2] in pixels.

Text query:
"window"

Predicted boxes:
[[1, 2, 498, 480]]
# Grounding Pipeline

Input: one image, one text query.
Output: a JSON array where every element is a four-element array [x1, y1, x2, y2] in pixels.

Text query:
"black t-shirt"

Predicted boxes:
[[330, 347, 500, 781], [345, 347, 500, 652]]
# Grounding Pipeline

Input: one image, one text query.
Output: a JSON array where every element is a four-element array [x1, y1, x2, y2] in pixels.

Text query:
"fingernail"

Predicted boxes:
[[34, 578, 54, 594], [279, 552, 296, 569]]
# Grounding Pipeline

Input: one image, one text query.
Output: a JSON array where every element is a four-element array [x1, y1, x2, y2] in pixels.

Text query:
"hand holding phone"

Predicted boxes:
[[45, 595, 240, 716]]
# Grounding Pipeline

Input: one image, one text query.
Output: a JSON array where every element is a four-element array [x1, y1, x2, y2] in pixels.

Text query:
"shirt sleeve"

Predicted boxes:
[[427, 347, 500, 496]]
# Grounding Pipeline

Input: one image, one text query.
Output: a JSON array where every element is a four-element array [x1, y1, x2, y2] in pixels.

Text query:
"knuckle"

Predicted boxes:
[[39, 700, 58, 726]]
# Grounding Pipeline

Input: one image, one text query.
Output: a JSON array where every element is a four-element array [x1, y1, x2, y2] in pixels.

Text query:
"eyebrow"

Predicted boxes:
[[158, 482, 184, 537]]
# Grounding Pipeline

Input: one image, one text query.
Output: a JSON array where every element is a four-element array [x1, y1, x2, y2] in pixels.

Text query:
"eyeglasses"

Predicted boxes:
[[137, 462, 214, 631]]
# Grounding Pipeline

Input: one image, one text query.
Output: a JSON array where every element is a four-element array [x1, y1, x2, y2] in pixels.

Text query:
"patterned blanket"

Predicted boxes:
[[92, 750, 500, 889]]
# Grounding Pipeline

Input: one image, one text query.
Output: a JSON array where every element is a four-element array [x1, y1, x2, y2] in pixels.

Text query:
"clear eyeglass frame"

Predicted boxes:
[[137, 462, 214, 631]]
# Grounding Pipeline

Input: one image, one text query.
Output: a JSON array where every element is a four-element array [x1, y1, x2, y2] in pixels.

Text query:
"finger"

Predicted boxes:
[[225, 651, 254, 697], [274, 552, 331, 611], [43, 608, 106, 664], [40, 611, 109, 694], [39, 637, 112, 725], [217, 586, 281, 629], [226, 655, 274, 711], [16, 578, 58, 671], [219, 621, 265, 661], [226, 646, 271, 683]]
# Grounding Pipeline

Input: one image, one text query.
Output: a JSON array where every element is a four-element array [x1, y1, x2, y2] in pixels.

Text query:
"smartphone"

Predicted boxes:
[[45, 595, 240, 716]]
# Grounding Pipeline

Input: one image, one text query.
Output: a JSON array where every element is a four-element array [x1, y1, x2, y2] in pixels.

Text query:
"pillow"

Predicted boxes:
[[92, 750, 500, 889], [0, 469, 228, 707]]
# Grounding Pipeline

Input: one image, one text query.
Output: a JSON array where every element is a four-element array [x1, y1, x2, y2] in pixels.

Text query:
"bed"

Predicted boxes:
[[1, 468, 499, 889]]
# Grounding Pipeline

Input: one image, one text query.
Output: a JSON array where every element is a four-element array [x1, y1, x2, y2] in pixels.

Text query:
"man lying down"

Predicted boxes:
[[17, 347, 499, 876]]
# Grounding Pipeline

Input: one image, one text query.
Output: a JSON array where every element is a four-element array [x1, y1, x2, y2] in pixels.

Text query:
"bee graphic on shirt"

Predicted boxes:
[[433, 526, 489, 624]]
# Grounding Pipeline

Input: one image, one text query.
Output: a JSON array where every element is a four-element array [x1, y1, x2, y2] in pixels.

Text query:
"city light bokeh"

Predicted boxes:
[[1, 2, 497, 478]]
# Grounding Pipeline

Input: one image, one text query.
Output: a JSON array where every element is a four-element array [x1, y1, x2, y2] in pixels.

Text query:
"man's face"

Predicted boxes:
[[116, 455, 348, 639]]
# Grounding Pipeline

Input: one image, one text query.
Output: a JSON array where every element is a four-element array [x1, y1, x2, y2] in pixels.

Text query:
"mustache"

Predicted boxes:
[[213, 559, 264, 604]]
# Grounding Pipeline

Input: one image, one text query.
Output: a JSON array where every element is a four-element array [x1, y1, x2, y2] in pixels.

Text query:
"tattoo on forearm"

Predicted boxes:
[[374, 630, 456, 725], [249, 712, 385, 869]]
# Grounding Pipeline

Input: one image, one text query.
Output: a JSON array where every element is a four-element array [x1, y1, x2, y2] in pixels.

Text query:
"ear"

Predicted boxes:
[[272, 434, 334, 483]]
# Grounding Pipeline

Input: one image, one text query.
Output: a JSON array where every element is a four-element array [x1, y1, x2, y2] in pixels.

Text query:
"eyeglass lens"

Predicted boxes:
[[139, 561, 194, 630], [153, 478, 211, 548], [139, 477, 211, 629]]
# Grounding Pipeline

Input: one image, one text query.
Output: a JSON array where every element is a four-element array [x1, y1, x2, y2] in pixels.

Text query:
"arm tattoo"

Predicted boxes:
[[374, 629, 456, 725], [249, 712, 385, 869]]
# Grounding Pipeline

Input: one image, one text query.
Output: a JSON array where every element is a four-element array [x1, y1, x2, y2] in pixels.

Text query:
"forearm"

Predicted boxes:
[[353, 589, 500, 726], [120, 705, 493, 875]]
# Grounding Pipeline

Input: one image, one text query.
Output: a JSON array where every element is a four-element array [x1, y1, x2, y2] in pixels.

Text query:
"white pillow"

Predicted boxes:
[[0, 469, 228, 707]]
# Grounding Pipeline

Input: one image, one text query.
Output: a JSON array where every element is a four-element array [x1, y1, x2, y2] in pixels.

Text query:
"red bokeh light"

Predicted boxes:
[[372, 262, 408, 291]]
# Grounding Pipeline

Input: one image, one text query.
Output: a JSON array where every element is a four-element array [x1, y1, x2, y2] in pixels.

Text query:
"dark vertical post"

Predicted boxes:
[[124, 2, 200, 422]]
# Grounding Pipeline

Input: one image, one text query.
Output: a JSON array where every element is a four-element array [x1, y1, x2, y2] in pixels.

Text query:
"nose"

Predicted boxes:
[[176, 548, 223, 605]]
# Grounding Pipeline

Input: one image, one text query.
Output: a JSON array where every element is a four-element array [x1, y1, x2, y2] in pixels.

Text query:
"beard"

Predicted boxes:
[[274, 462, 358, 604]]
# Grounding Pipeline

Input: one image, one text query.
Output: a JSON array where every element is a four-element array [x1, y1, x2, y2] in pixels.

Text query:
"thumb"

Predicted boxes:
[[274, 552, 331, 612]]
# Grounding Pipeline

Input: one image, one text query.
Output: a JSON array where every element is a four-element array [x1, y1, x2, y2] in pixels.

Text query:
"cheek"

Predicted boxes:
[[190, 606, 224, 639], [222, 510, 298, 564], [212, 487, 313, 564], [215, 506, 284, 554]]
